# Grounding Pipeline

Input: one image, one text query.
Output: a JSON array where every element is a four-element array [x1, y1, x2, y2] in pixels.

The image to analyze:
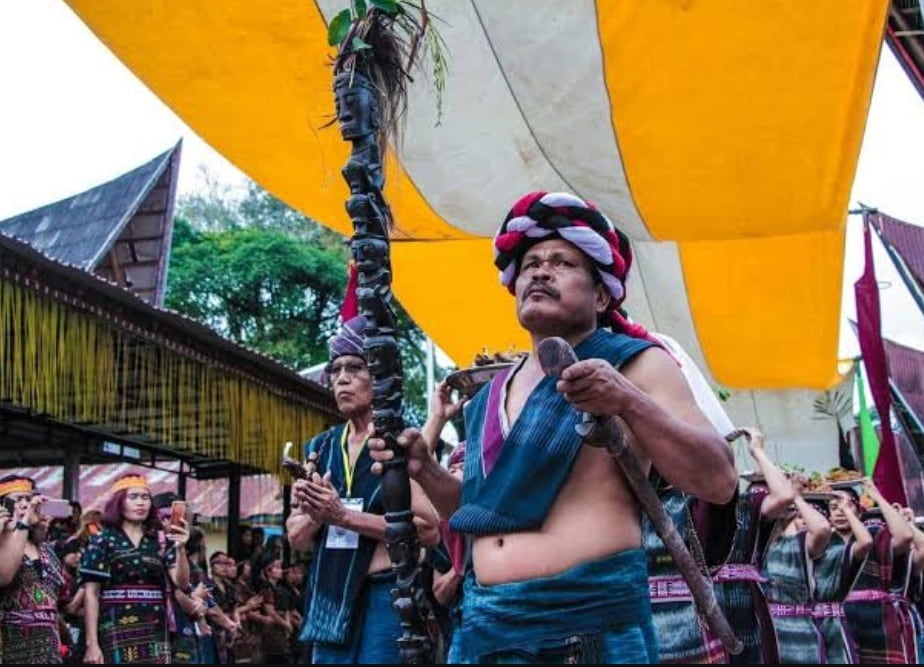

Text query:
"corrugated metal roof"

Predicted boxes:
[[0, 462, 282, 522], [0, 144, 176, 270], [886, 0, 924, 102], [884, 335, 924, 430]]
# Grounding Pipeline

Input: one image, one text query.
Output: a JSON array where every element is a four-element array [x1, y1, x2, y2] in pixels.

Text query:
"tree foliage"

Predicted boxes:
[[165, 179, 441, 422], [166, 217, 347, 365]]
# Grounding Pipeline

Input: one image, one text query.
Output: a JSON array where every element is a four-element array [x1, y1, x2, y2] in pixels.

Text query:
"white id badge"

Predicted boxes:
[[325, 497, 364, 549]]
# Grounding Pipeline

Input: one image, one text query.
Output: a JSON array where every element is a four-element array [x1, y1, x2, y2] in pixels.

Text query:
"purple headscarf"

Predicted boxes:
[[328, 315, 367, 361]]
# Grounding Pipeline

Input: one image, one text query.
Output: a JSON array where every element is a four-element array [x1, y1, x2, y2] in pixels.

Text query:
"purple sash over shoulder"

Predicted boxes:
[[480, 365, 515, 478]]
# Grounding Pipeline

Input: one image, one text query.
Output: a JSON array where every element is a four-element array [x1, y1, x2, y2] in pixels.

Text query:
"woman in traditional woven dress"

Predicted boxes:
[[843, 480, 915, 664], [811, 488, 872, 663], [0, 475, 67, 664], [79, 473, 189, 664], [760, 475, 832, 663], [711, 427, 795, 665]]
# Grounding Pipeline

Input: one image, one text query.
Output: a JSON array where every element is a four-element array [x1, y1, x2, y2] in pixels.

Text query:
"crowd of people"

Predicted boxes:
[[0, 476, 312, 664], [1, 189, 923, 663]]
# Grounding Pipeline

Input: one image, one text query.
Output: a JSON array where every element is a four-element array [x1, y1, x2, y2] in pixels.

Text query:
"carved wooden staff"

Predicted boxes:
[[536, 336, 744, 656], [332, 69, 437, 664]]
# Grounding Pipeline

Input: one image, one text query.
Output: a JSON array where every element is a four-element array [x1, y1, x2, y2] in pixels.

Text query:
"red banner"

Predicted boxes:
[[339, 260, 359, 321]]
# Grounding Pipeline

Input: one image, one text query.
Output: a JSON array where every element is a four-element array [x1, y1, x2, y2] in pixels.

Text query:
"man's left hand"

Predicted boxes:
[[556, 358, 638, 416], [303, 472, 347, 525]]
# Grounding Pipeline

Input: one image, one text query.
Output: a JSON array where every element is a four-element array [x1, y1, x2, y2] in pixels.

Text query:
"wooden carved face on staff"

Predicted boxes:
[[333, 72, 380, 141]]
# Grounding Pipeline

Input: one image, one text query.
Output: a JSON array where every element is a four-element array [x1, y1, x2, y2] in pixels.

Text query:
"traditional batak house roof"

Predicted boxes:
[[872, 212, 924, 315], [885, 336, 924, 448], [871, 212, 924, 456], [882, 335, 924, 518], [1, 144, 180, 306], [0, 144, 338, 534], [886, 0, 924, 102]]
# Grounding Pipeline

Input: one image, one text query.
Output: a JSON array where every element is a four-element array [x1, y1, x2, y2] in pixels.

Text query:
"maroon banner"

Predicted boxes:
[[855, 214, 907, 506]]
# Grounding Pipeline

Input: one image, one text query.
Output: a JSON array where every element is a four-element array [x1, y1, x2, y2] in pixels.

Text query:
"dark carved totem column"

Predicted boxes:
[[333, 70, 437, 664]]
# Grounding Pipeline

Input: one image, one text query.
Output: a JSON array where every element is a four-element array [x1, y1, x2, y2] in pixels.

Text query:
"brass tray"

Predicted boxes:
[[827, 478, 864, 490], [802, 491, 837, 501], [445, 363, 515, 398]]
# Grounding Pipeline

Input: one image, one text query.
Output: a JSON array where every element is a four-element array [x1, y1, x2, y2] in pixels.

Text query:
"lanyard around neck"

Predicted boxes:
[[340, 424, 369, 497]]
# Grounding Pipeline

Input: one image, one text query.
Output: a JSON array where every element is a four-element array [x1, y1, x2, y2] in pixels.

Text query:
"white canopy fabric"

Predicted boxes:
[[63, 0, 890, 470]]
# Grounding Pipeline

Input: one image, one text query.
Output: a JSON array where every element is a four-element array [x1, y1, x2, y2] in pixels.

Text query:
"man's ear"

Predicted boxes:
[[594, 282, 612, 315]]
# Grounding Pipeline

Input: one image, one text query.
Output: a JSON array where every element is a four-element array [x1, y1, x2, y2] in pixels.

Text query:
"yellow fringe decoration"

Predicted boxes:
[[0, 278, 329, 475]]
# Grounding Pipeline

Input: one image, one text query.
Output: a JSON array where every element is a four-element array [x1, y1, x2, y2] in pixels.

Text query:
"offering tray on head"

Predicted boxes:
[[445, 363, 516, 399], [802, 491, 837, 502], [828, 478, 864, 490], [445, 349, 526, 399], [824, 467, 863, 488]]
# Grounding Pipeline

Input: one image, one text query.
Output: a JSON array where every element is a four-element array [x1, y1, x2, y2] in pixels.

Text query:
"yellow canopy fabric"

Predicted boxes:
[[64, 0, 887, 397]]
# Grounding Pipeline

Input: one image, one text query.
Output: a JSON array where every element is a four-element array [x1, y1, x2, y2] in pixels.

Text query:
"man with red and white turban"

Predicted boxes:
[[493, 190, 652, 341], [496, 191, 736, 436], [370, 190, 738, 664]]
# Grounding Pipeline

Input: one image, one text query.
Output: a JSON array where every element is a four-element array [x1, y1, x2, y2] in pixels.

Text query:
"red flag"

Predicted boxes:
[[340, 260, 359, 321], [854, 214, 907, 506]]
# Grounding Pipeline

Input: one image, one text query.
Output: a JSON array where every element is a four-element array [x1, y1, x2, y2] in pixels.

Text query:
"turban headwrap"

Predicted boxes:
[[328, 315, 368, 362], [493, 191, 654, 342]]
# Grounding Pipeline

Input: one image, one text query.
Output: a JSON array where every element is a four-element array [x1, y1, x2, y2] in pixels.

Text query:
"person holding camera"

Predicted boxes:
[[78, 473, 190, 664], [0, 474, 67, 663]]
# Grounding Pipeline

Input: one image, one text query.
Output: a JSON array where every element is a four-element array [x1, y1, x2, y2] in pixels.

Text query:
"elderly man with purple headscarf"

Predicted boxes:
[[286, 315, 440, 664], [368, 190, 738, 664]]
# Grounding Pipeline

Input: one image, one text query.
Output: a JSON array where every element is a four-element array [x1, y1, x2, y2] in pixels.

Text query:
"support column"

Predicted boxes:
[[177, 462, 187, 499], [282, 481, 292, 565], [62, 448, 80, 501], [227, 466, 241, 556]]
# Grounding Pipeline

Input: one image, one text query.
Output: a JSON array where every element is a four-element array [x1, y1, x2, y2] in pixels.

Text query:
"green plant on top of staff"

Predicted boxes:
[[326, 0, 449, 147]]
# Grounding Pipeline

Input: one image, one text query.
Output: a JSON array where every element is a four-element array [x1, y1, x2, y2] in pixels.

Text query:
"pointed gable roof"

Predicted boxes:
[[885, 1, 924, 103], [883, 335, 924, 435], [0, 142, 181, 305], [872, 212, 924, 298]]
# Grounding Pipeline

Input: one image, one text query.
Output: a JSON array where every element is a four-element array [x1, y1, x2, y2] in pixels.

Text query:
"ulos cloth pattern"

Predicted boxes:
[[0, 543, 65, 663], [79, 526, 175, 663]]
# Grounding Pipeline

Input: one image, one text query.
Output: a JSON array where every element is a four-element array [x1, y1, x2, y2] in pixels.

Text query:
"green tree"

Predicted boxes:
[[165, 217, 347, 365], [166, 179, 441, 422]]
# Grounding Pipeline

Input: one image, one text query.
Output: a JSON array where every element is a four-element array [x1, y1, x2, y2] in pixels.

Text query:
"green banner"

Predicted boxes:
[[856, 363, 880, 476]]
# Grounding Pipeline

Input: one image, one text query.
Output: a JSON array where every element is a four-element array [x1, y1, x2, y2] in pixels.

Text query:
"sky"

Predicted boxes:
[[2, 0, 924, 363]]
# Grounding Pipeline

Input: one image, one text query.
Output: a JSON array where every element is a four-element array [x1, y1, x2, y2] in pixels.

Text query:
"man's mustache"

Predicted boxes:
[[526, 282, 558, 298]]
